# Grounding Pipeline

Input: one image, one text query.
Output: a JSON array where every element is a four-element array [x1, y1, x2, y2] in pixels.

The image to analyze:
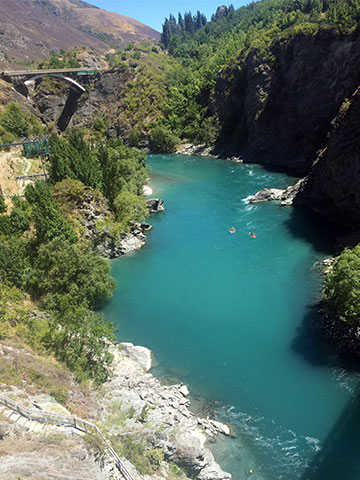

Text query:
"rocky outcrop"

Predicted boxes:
[[32, 86, 70, 125], [176, 143, 244, 162], [146, 198, 165, 213], [95, 223, 149, 258], [295, 86, 360, 229], [104, 343, 232, 480], [213, 29, 360, 174], [78, 192, 163, 258], [248, 179, 303, 206], [70, 68, 134, 132]]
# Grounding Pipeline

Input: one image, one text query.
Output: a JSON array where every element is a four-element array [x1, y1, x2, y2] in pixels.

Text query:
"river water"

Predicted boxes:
[[101, 154, 360, 480]]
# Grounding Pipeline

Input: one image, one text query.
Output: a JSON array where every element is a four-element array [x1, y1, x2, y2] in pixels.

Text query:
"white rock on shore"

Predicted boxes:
[[143, 185, 153, 196]]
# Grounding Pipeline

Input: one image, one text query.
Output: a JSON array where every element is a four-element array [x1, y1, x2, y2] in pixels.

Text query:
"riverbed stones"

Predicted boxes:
[[104, 343, 232, 480]]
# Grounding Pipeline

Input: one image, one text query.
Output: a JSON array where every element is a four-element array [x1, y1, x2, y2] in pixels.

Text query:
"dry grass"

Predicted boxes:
[[0, 342, 100, 421], [0, 148, 45, 201]]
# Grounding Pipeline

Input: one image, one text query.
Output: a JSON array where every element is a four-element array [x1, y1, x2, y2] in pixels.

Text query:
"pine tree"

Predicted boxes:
[[178, 12, 185, 32]]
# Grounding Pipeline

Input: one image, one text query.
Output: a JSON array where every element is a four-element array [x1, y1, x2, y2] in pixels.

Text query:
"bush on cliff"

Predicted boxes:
[[0, 103, 45, 142], [0, 103, 29, 138], [0, 193, 6, 213], [114, 190, 148, 232], [325, 245, 360, 326], [149, 126, 179, 153]]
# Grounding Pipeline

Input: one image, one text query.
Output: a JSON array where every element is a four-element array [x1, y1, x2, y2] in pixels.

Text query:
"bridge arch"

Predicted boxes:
[[24, 74, 86, 93]]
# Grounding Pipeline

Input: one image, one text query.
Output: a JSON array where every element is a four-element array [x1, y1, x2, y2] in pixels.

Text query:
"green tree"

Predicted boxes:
[[114, 190, 148, 231], [0, 103, 29, 138], [49, 131, 102, 189], [128, 128, 141, 147], [9, 208, 30, 234], [149, 126, 179, 153], [0, 237, 30, 287], [25, 182, 76, 243], [47, 304, 114, 383], [98, 141, 147, 207], [28, 237, 115, 308], [325, 245, 360, 325]]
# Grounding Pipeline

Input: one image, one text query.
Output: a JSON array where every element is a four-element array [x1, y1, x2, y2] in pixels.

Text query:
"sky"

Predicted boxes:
[[89, 0, 249, 32]]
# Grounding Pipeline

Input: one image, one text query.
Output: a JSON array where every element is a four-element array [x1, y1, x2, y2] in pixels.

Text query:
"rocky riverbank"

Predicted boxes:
[[66, 184, 164, 259], [0, 339, 232, 480], [103, 342, 232, 480]]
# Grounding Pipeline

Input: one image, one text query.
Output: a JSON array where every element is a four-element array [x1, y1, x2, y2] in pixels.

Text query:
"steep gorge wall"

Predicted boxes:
[[295, 85, 360, 230], [213, 29, 360, 175]]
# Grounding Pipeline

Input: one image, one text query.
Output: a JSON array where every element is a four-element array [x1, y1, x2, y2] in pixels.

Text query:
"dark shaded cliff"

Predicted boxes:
[[213, 29, 360, 175], [295, 86, 360, 230]]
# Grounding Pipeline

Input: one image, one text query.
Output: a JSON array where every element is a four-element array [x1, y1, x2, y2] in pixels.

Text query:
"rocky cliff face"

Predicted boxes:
[[295, 85, 360, 230], [213, 29, 360, 174]]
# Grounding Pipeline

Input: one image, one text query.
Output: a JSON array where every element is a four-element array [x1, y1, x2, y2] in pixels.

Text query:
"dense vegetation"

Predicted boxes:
[[325, 246, 360, 326], [0, 128, 149, 383], [104, 41, 217, 148], [100, 1, 360, 152], [1, 0, 360, 383], [0, 103, 45, 144], [115, 0, 356, 151]]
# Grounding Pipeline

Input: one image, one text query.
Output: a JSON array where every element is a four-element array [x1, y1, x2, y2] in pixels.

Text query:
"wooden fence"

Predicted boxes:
[[0, 393, 137, 480]]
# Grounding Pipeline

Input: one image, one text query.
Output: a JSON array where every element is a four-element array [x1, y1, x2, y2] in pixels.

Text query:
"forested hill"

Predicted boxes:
[[157, 0, 360, 168]]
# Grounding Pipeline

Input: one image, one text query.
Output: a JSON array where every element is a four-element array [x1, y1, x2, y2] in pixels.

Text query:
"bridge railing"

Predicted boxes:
[[0, 393, 137, 480], [1, 68, 96, 76]]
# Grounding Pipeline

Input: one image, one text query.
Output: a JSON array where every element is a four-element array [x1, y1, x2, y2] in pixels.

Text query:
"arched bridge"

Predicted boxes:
[[1, 68, 96, 93]]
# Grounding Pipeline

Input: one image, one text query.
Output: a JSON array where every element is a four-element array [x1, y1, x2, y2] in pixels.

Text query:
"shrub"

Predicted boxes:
[[149, 126, 179, 153], [0, 193, 6, 213], [0, 103, 29, 138], [113, 190, 148, 232], [128, 128, 141, 147], [325, 245, 360, 325], [145, 448, 164, 470], [50, 387, 68, 405]]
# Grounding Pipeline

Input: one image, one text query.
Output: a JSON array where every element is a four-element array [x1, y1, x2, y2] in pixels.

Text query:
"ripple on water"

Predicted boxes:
[[215, 405, 322, 480]]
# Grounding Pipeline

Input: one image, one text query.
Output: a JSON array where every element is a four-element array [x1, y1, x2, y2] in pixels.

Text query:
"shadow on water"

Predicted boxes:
[[283, 206, 347, 254], [293, 308, 360, 480], [291, 305, 360, 372], [300, 395, 360, 480]]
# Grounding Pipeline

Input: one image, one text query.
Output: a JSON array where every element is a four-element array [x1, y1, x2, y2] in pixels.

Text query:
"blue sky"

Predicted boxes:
[[90, 1, 249, 32]]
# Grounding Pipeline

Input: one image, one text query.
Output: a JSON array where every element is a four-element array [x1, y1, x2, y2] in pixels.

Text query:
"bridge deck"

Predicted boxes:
[[2, 68, 96, 76]]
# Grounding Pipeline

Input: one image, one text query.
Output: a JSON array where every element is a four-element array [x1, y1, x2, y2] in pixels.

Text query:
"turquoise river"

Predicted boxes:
[[101, 154, 360, 480]]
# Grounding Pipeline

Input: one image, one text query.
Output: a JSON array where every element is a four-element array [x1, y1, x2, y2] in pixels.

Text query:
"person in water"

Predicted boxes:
[[249, 232, 256, 238], [230, 227, 236, 233]]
